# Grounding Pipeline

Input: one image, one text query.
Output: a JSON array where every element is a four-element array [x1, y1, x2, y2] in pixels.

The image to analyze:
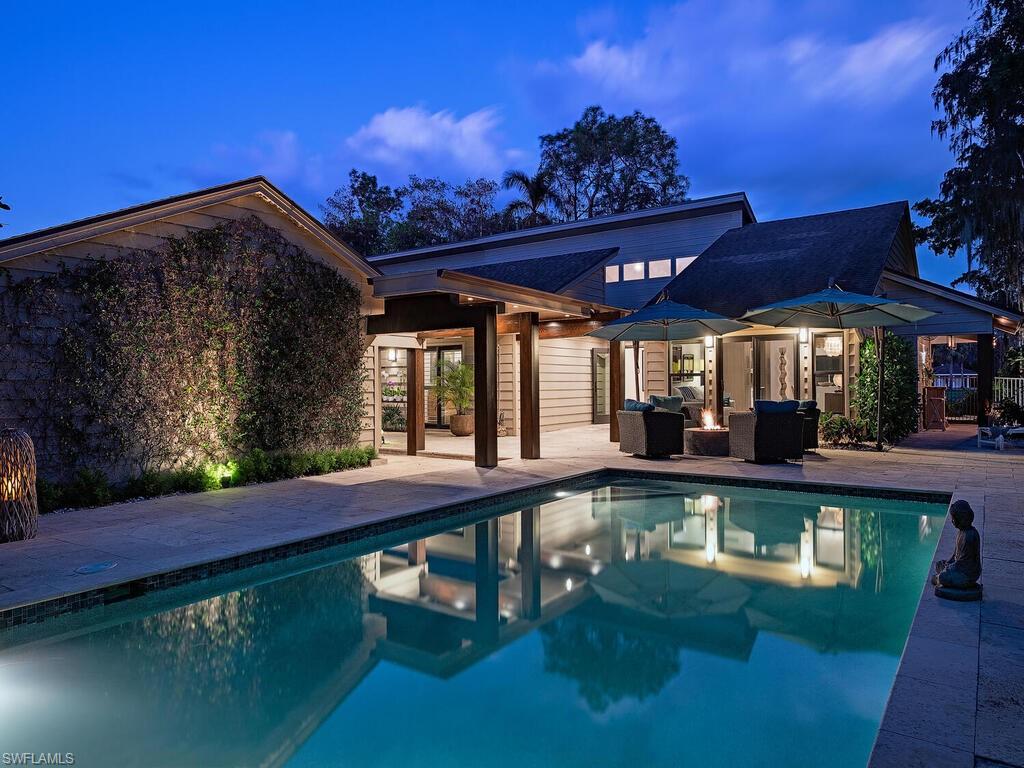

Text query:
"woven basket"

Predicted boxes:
[[0, 428, 39, 542]]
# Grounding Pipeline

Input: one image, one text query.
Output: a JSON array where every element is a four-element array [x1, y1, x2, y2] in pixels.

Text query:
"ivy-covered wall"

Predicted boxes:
[[0, 217, 367, 481]]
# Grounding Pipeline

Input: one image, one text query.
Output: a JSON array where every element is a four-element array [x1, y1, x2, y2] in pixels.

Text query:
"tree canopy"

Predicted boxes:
[[539, 106, 690, 221], [321, 106, 689, 256], [914, 0, 1024, 310]]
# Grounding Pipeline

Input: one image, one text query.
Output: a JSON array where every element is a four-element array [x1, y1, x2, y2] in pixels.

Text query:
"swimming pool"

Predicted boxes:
[[0, 477, 946, 767]]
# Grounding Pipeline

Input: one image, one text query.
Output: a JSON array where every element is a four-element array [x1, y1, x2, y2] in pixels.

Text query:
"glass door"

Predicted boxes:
[[425, 345, 463, 428], [592, 349, 610, 424]]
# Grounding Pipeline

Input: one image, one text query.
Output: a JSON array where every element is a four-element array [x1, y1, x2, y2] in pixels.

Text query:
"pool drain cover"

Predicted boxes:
[[75, 561, 118, 575]]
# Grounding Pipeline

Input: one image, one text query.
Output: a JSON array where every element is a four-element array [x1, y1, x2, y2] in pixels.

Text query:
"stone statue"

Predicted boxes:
[[932, 500, 982, 601]]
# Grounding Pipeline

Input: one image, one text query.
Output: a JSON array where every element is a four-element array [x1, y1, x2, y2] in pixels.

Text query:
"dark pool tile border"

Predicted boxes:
[[0, 466, 951, 631]]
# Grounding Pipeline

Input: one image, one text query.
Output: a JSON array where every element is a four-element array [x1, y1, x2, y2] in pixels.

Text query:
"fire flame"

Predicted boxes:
[[700, 409, 722, 430]]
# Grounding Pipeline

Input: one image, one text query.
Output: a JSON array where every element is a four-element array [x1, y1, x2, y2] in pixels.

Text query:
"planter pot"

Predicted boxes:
[[449, 414, 475, 437]]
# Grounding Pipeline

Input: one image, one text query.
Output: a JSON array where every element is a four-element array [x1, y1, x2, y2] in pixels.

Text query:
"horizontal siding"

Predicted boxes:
[[880, 278, 994, 336], [539, 336, 605, 431], [378, 211, 745, 309]]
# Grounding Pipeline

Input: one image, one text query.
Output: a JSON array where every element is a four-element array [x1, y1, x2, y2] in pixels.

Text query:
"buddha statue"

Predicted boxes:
[[932, 500, 982, 601]]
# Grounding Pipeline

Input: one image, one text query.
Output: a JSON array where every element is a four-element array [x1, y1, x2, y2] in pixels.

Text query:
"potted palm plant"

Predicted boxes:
[[435, 360, 475, 436]]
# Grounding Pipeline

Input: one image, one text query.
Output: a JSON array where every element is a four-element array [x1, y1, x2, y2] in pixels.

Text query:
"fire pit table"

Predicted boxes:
[[684, 427, 730, 457]]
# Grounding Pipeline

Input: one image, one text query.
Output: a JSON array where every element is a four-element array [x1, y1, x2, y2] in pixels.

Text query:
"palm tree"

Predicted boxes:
[[501, 169, 557, 229]]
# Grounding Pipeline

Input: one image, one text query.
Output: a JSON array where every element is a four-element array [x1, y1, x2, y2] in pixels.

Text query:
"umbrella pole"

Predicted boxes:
[[632, 340, 641, 400], [875, 327, 885, 451]]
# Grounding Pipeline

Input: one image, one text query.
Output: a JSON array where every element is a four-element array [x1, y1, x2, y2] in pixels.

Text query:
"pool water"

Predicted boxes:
[[0, 479, 946, 768]]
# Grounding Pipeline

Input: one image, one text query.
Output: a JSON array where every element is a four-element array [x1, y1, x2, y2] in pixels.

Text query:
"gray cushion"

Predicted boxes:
[[673, 385, 705, 402], [798, 400, 818, 411]]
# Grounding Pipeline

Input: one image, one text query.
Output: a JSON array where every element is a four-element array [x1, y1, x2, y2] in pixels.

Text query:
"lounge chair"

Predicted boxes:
[[728, 403, 804, 463], [616, 409, 686, 458]]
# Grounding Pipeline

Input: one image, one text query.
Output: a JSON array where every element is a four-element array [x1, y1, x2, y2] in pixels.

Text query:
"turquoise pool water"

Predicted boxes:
[[0, 478, 946, 768]]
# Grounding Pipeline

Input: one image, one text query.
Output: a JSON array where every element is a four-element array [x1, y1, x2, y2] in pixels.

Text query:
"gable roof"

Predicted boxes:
[[455, 247, 618, 294], [654, 202, 910, 317], [369, 192, 755, 266], [0, 176, 380, 277]]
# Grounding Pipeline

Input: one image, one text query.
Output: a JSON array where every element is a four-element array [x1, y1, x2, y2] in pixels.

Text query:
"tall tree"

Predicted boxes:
[[538, 106, 690, 221], [914, 0, 1024, 310], [0, 196, 10, 228], [501, 169, 557, 228], [321, 170, 405, 257]]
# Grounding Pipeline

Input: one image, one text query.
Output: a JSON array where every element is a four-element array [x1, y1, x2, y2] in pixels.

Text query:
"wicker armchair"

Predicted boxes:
[[616, 410, 686, 458], [798, 404, 821, 451], [728, 411, 804, 463]]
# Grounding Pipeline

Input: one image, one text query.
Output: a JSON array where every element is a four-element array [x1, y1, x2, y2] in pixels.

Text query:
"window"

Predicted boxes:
[[675, 256, 697, 273], [623, 262, 645, 281], [649, 259, 672, 279], [813, 333, 845, 413], [604, 265, 619, 283]]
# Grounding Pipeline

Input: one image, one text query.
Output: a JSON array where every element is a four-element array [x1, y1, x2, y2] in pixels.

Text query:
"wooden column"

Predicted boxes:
[[519, 313, 541, 459], [473, 307, 498, 468], [408, 539, 427, 565], [609, 341, 624, 442], [519, 507, 541, 620], [406, 346, 425, 455], [474, 518, 499, 643], [977, 333, 994, 426]]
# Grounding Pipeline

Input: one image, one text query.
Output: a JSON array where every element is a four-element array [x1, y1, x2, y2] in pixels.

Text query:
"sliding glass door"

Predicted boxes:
[[424, 345, 463, 428]]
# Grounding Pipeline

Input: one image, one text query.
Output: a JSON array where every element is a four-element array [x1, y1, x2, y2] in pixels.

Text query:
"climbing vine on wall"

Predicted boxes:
[[0, 217, 365, 479]]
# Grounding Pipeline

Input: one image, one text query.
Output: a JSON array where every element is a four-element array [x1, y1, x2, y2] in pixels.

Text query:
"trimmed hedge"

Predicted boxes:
[[36, 446, 377, 513]]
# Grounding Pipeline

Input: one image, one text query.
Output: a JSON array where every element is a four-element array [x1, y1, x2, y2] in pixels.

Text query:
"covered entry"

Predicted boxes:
[[367, 269, 622, 467]]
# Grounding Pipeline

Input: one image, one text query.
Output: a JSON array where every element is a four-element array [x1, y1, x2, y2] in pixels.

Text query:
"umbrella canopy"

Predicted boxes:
[[740, 287, 935, 329], [587, 301, 750, 342], [591, 560, 751, 620]]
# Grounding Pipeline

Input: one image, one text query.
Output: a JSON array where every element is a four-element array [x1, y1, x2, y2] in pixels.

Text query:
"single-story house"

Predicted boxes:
[[2, 177, 1020, 474]]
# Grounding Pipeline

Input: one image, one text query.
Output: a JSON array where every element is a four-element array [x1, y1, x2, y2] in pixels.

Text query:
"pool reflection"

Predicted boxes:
[[0, 480, 945, 767]]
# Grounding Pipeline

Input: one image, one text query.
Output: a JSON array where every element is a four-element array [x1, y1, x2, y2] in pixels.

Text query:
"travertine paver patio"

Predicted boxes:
[[0, 423, 1021, 766]]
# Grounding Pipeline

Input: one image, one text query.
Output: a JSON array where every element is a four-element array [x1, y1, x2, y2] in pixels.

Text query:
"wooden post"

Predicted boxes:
[[473, 307, 498, 468], [518, 312, 541, 459], [474, 518, 499, 643], [408, 539, 427, 565], [406, 346, 425, 455], [977, 333, 994, 426], [875, 327, 885, 451], [520, 507, 541, 620], [609, 341, 624, 442]]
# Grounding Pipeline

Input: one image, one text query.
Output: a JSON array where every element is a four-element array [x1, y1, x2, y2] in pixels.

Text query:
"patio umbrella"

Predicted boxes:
[[591, 560, 752, 620], [740, 287, 936, 451], [587, 301, 750, 399]]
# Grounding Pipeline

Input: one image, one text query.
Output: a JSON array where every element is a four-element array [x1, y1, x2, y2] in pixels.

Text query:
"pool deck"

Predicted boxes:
[[1, 423, 1021, 767]]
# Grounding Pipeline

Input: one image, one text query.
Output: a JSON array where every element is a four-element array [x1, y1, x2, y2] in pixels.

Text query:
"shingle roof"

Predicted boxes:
[[654, 202, 910, 317], [455, 247, 619, 294]]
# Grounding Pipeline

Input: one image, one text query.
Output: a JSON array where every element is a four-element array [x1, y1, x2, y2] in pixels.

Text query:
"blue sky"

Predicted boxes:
[[3, 0, 971, 285]]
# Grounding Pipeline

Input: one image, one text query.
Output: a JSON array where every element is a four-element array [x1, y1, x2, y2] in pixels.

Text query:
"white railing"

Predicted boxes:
[[994, 377, 1024, 406]]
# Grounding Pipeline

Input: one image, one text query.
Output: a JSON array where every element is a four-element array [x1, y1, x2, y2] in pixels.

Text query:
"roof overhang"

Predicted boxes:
[[0, 177, 380, 278], [370, 268, 622, 319], [882, 270, 1023, 334]]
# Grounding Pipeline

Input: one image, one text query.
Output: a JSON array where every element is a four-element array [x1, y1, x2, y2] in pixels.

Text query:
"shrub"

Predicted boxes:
[[819, 412, 869, 447], [996, 397, 1024, 426], [852, 332, 920, 445], [36, 446, 378, 512]]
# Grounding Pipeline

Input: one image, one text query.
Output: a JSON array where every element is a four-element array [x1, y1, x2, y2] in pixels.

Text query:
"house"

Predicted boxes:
[[2, 176, 1020, 477]]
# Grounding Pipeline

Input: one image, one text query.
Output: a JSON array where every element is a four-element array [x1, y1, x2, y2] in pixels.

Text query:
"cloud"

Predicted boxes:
[[345, 106, 519, 177], [184, 130, 325, 191], [786, 19, 944, 104]]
